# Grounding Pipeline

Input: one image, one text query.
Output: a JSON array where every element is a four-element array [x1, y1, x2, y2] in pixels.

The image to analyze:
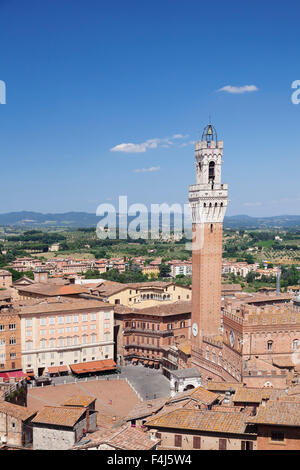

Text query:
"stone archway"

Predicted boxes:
[[183, 384, 195, 391]]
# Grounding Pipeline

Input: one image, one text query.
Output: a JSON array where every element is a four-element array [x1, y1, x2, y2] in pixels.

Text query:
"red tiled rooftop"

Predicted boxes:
[[69, 359, 116, 374], [31, 406, 87, 427]]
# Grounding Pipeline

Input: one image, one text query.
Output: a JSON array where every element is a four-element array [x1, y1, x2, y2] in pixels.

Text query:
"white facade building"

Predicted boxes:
[[18, 299, 114, 376]]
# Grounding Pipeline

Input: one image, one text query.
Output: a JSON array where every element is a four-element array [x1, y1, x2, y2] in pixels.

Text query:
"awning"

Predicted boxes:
[[7, 370, 25, 378], [148, 361, 154, 366], [48, 367, 59, 374], [48, 365, 69, 374], [143, 360, 149, 365], [69, 359, 117, 375], [132, 358, 138, 363], [0, 370, 25, 381]]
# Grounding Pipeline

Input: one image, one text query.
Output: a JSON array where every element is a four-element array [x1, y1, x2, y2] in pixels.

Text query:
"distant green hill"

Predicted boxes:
[[0, 211, 300, 229]]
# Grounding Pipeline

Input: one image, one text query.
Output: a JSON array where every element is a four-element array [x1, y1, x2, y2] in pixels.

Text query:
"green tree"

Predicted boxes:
[[85, 269, 102, 279], [159, 263, 171, 278]]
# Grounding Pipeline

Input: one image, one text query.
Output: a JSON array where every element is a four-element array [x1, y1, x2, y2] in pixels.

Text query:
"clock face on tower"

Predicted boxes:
[[192, 322, 198, 337]]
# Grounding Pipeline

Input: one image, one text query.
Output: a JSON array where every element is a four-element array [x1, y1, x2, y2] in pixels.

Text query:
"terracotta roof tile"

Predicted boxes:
[[17, 298, 112, 315], [168, 386, 219, 406], [177, 342, 191, 355], [207, 382, 243, 393], [126, 397, 168, 421], [233, 388, 273, 404], [115, 301, 191, 317], [16, 283, 89, 296], [31, 406, 88, 427], [248, 401, 300, 427], [0, 402, 36, 421], [146, 409, 250, 435], [100, 424, 159, 450], [62, 394, 96, 407]]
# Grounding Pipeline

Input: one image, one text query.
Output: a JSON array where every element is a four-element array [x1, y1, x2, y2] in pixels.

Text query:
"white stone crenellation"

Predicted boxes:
[[189, 138, 228, 224]]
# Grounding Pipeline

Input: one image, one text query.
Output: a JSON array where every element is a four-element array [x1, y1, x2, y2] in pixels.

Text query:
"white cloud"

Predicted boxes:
[[217, 85, 258, 94], [243, 202, 262, 207], [110, 133, 189, 154], [110, 142, 150, 153], [172, 133, 189, 139], [134, 166, 160, 173]]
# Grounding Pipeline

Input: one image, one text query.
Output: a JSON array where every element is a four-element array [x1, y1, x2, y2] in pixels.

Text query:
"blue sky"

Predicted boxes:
[[0, 0, 300, 216]]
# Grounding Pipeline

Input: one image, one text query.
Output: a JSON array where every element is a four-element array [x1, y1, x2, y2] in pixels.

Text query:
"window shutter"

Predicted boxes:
[[174, 434, 182, 447], [193, 436, 201, 449], [219, 438, 227, 450]]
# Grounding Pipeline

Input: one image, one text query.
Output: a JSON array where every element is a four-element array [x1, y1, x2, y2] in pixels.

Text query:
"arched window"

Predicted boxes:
[[208, 161, 215, 183], [218, 351, 222, 366], [293, 339, 299, 350], [211, 349, 216, 363], [267, 340, 273, 351], [210, 224, 213, 233]]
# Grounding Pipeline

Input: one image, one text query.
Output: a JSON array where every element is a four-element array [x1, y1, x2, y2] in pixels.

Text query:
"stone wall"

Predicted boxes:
[[150, 429, 257, 450], [256, 425, 300, 450], [33, 425, 75, 450]]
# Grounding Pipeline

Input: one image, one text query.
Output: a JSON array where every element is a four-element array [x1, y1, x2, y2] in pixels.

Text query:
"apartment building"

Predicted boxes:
[[10, 258, 43, 272], [17, 298, 114, 376], [114, 301, 191, 368], [222, 261, 258, 278], [0, 308, 22, 372], [168, 260, 192, 278]]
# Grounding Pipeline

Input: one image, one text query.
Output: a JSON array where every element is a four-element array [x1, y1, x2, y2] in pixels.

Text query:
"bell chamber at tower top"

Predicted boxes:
[[188, 123, 229, 225]]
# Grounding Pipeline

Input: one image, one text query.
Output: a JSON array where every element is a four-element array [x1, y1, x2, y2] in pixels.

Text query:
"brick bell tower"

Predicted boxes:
[[189, 123, 228, 369]]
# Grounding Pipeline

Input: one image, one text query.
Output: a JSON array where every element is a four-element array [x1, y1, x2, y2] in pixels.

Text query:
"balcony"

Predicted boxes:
[[124, 343, 161, 352], [123, 353, 162, 363], [162, 356, 178, 367], [123, 327, 174, 338]]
